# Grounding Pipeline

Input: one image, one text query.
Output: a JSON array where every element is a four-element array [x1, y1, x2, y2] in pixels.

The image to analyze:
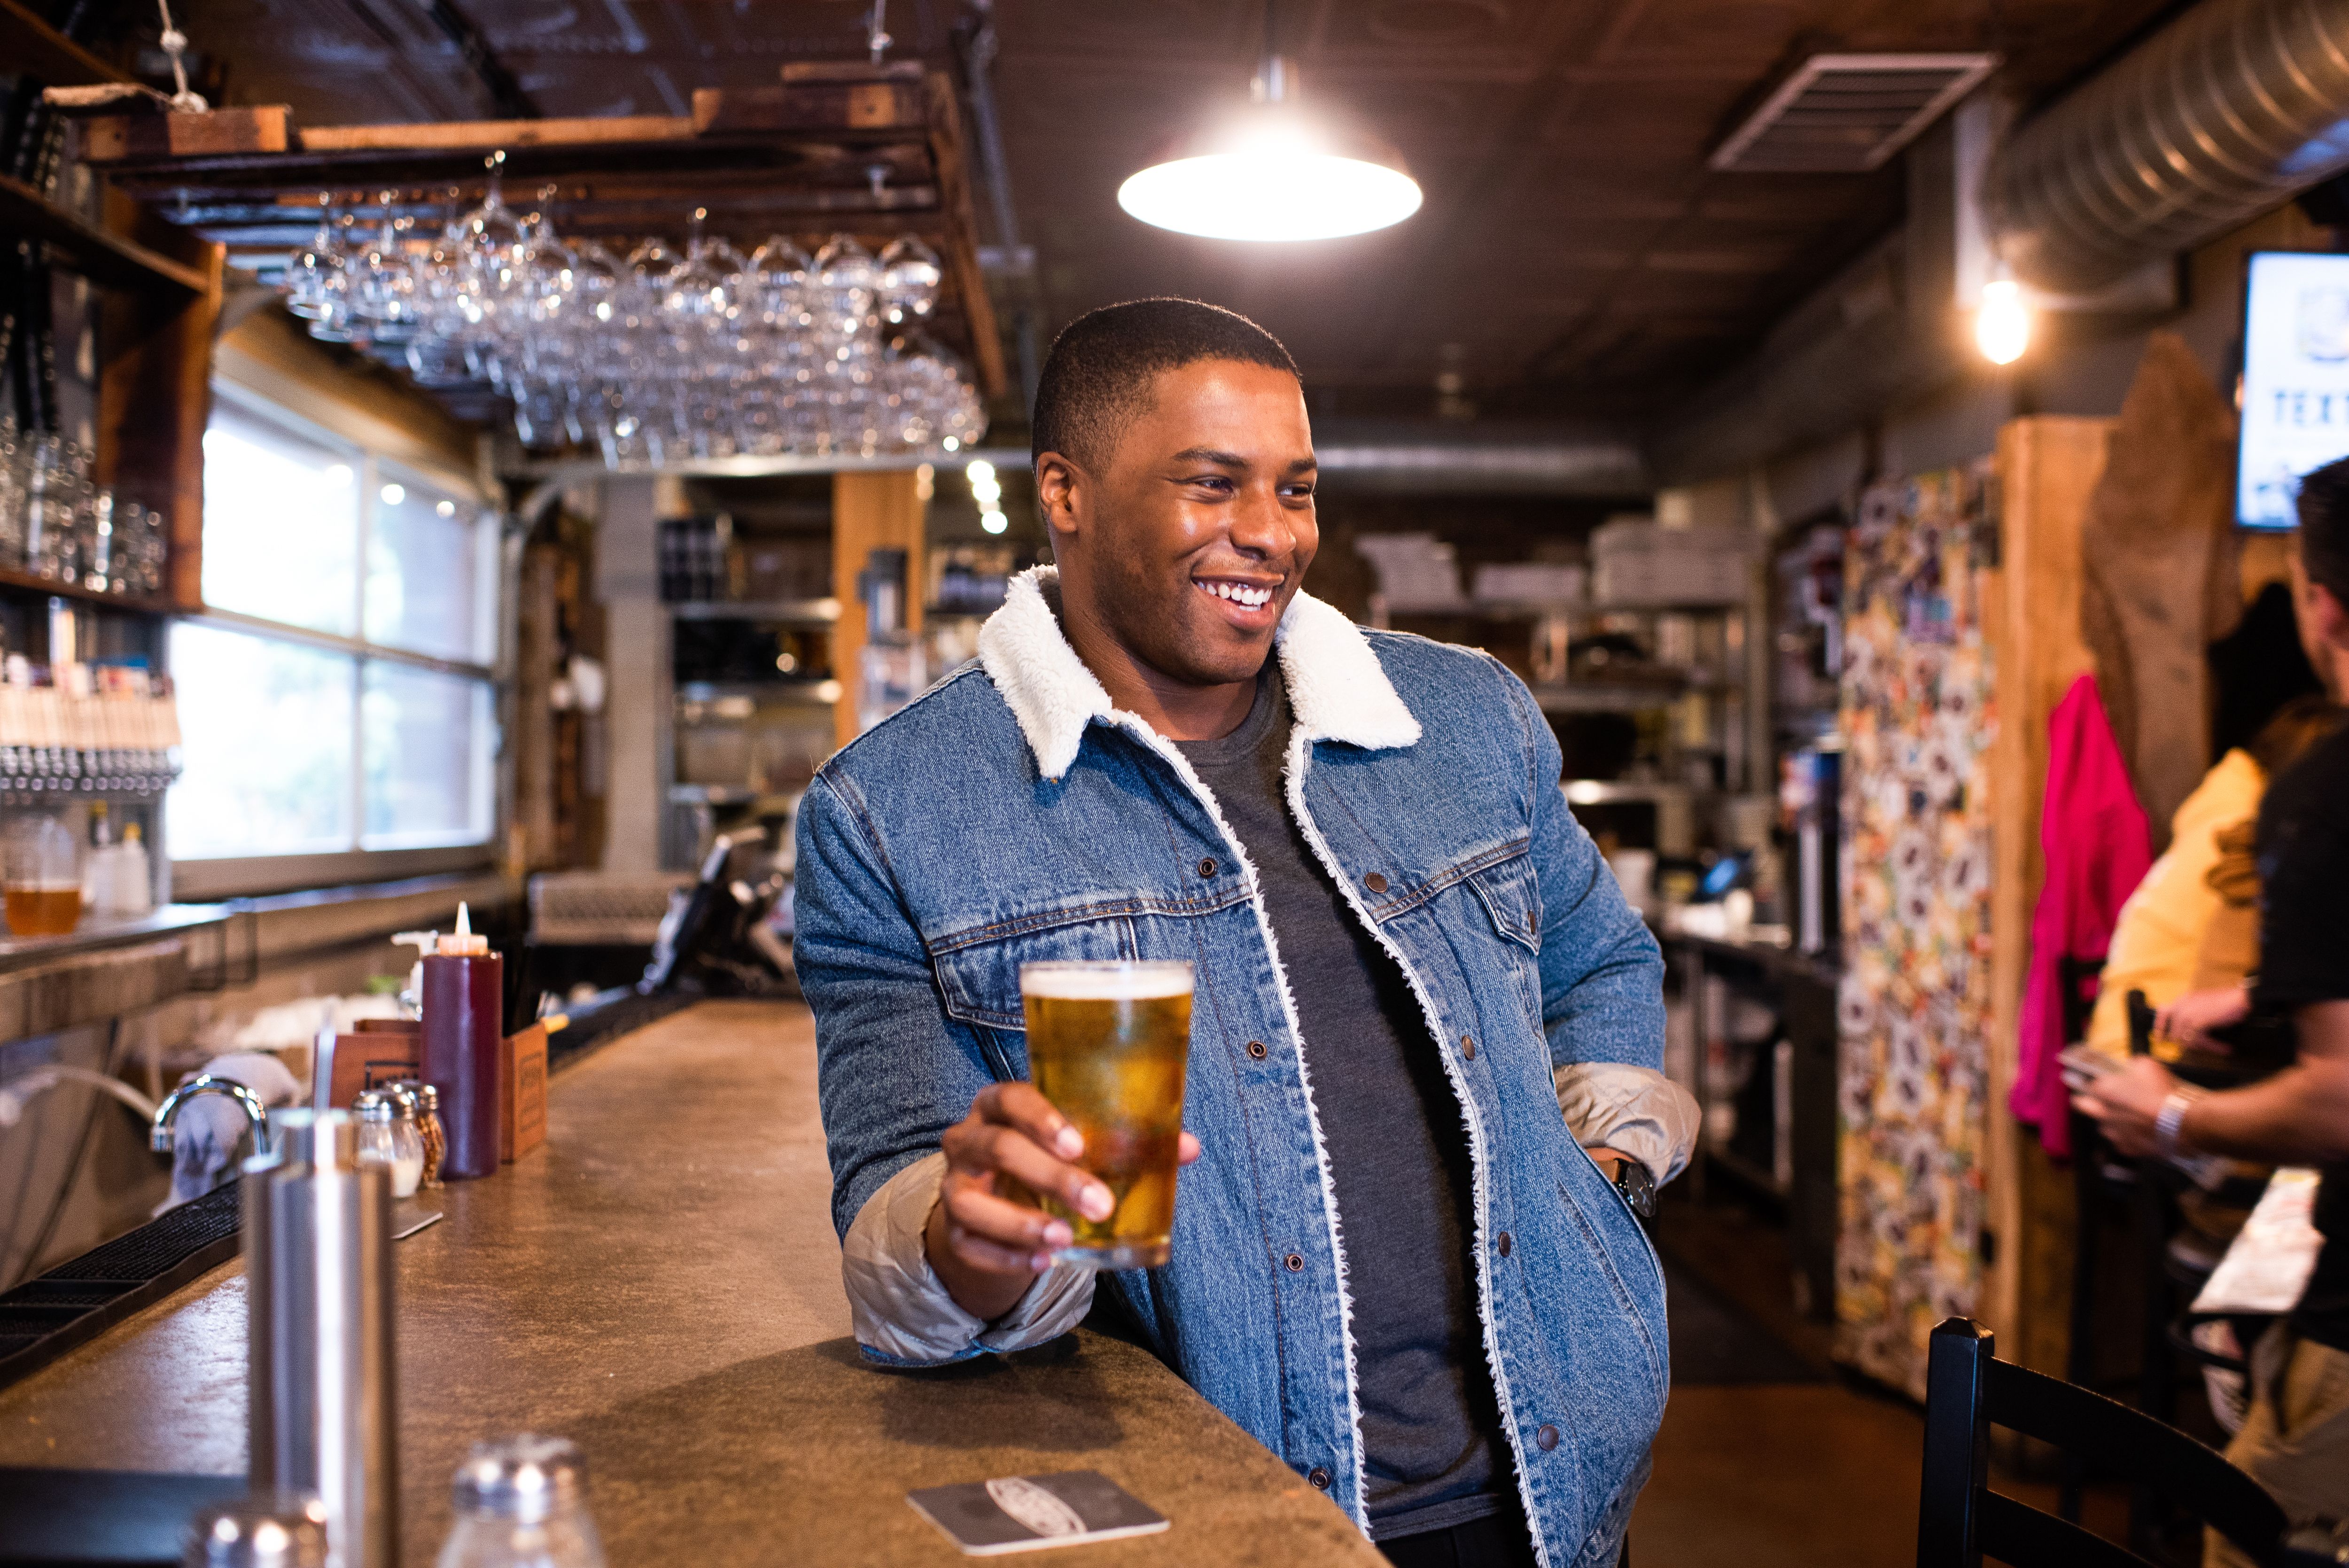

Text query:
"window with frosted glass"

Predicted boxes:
[[167, 622, 357, 858], [199, 406, 359, 636], [361, 662, 493, 849], [178, 388, 500, 872], [366, 465, 495, 663]]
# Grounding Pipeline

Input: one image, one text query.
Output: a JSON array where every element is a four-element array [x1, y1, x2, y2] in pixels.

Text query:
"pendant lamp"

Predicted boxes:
[[1117, 54, 1423, 242]]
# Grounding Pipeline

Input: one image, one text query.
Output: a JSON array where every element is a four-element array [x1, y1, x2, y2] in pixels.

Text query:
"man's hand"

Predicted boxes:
[[1586, 1145, 1635, 1184], [925, 1082, 1203, 1323], [2155, 985, 2251, 1050], [2074, 1056, 2181, 1158]]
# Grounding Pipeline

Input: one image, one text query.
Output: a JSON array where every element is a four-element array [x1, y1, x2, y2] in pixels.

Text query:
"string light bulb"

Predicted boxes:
[[1976, 261, 2031, 366]]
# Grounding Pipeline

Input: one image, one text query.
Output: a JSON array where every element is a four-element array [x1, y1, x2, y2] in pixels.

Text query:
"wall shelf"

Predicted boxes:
[[0, 173, 207, 296], [0, 566, 179, 617]]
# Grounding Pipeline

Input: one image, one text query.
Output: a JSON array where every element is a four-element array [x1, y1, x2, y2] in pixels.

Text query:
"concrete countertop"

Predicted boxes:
[[0, 1000, 1379, 1567]]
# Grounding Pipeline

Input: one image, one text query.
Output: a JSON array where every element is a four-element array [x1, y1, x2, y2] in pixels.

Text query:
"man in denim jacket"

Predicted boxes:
[[798, 300, 1695, 1568]]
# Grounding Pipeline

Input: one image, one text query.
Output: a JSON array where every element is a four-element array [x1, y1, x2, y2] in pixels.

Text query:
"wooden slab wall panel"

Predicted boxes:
[[1979, 414, 2109, 1378], [92, 193, 223, 613], [830, 471, 926, 753]]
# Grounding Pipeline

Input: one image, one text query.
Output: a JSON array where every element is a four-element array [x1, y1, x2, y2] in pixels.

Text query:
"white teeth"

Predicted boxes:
[[1200, 580, 1272, 608]]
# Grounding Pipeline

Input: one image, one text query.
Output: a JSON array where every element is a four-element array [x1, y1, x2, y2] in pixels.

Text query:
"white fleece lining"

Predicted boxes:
[[1281, 726, 1556, 1568], [976, 566, 1421, 783]]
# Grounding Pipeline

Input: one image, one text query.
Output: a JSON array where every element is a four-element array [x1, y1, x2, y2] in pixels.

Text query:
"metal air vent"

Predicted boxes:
[[1710, 53, 1998, 173]]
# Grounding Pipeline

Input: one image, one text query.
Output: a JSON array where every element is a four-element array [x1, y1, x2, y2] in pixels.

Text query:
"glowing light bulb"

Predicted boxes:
[[980, 508, 1008, 536], [965, 459, 995, 483], [1976, 276, 2031, 366], [1118, 59, 1420, 242]]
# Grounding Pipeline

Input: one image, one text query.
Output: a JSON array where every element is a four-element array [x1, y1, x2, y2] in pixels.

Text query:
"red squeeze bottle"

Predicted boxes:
[[420, 903, 503, 1181]]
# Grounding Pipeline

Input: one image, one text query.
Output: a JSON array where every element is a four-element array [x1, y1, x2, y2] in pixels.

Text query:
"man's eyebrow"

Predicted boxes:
[[1169, 446, 1248, 466]]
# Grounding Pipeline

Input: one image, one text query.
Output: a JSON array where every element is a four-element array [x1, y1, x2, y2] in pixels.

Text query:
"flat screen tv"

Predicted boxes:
[[2238, 249, 2349, 529]]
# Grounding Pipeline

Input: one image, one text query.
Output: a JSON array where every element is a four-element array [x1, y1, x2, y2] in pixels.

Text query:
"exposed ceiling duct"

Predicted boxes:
[[1985, 0, 2349, 293], [1307, 421, 1648, 497]]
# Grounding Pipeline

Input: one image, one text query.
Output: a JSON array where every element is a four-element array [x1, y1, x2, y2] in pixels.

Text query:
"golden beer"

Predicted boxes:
[[1019, 961, 1193, 1269]]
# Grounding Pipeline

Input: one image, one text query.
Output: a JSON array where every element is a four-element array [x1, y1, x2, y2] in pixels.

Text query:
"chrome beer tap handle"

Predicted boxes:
[[149, 1073, 272, 1155]]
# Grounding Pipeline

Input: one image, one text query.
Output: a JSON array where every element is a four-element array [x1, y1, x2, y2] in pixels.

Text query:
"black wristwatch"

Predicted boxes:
[[1611, 1157, 1656, 1221]]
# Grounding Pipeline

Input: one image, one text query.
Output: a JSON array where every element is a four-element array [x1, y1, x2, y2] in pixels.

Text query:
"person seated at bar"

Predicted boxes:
[[797, 299, 1696, 1568], [2078, 455, 2349, 1568], [2085, 694, 2341, 1064]]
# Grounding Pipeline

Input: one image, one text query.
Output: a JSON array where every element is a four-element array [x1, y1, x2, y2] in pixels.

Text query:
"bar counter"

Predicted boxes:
[[0, 1000, 1381, 1567]]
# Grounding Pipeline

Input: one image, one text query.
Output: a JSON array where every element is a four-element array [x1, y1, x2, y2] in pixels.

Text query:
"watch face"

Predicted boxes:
[[1615, 1161, 1657, 1219]]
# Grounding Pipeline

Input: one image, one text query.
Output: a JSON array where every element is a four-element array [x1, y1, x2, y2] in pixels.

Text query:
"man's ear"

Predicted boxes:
[[1035, 451, 1085, 544], [2315, 579, 2349, 651]]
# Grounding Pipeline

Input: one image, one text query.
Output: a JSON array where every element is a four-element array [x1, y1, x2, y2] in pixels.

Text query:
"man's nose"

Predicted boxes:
[[1226, 482, 1296, 560]]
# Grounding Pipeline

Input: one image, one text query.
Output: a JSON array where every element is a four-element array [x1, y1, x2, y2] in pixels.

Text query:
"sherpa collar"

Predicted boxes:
[[975, 565, 1422, 782]]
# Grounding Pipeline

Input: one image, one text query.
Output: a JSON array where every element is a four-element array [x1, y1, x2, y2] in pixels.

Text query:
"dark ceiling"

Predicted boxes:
[[148, 0, 2181, 421]]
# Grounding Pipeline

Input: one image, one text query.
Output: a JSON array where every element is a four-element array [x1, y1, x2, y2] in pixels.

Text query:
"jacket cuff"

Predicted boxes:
[[1555, 1063, 1699, 1185], [841, 1150, 1096, 1366]]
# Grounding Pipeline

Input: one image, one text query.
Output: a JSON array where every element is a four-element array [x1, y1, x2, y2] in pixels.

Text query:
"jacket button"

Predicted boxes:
[[1284, 1251, 1305, 1272], [1198, 856, 1218, 878], [1307, 1466, 1331, 1490], [1536, 1424, 1559, 1452], [1497, 1232, 1513, 1257], [1247, 1040, 1268, 1060], [1462, 1033, 1476, 1060], [1364, 872, 1388, 894]]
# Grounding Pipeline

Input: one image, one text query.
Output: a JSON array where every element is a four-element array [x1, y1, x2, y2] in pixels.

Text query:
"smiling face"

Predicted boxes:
[[1039, 357, 1318, 706]]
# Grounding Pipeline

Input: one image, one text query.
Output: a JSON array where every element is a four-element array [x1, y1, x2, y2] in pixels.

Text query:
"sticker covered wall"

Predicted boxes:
[[1834, 467, 1999, 1399]]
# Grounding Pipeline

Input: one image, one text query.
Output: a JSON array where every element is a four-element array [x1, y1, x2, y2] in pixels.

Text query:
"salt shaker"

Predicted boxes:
[[352, 1089, 425, 1198], [436, 1435, 607, 1568]]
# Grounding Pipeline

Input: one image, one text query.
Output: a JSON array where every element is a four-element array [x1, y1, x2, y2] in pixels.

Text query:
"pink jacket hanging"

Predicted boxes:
[[2011, 674, 2153, 1157]]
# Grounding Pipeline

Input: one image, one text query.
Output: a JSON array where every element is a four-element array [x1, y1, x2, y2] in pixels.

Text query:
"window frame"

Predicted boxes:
[[174, 382, 505, 901]]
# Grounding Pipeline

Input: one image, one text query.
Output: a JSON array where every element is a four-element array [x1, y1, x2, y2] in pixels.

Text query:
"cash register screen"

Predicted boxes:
[[2239, 249, 2349, 529]]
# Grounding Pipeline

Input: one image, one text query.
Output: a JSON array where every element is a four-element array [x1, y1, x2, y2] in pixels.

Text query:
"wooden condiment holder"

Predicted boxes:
[[327, 1017, 547, 1164]]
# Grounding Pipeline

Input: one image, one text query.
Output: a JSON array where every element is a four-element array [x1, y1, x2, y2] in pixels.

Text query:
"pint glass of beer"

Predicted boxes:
[[1019, 960, 1193, 1269]]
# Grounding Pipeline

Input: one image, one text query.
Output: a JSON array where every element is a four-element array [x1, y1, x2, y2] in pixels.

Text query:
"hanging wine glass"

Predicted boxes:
[[810, 233, 879, 341], [284, 193, 340, 320], [305, 203, 367, 342], [878, 236, 941, 326]]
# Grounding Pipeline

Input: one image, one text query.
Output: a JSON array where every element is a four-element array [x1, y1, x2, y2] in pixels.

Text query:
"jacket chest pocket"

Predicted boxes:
[[931, 915, 1141, 1035], [1465, 852, 1545, 1029]]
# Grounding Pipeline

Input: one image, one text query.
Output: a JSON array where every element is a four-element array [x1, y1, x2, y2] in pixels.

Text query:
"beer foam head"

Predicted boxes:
[[1020, 960, 1193, 999]]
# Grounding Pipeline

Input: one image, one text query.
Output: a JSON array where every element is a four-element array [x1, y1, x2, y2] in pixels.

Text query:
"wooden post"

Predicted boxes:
[[830, 471, 925, 752], [1980, 415, 2108, 1379]]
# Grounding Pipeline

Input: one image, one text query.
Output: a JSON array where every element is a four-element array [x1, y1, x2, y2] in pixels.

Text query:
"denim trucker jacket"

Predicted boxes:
[[797, 567, 1686, 1568]]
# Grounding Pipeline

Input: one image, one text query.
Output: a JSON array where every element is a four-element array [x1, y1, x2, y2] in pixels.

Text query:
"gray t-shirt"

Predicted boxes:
[[1176, 669, 1509, 1541]]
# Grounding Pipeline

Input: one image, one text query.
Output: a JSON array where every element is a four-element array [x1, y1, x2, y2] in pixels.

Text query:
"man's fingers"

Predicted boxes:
[[947, 1121, 1114, 1223], [976, 1081, 1086, 1159], [943, 1218, 1053, 1275], [1178, 1131, 1202, 1165], [945, 1180, 1075, 1252]]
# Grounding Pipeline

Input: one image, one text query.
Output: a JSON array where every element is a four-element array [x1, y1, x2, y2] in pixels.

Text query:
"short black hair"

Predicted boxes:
[[2296, 454, 2349, 603], [1031, 298, 1299, 472]]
